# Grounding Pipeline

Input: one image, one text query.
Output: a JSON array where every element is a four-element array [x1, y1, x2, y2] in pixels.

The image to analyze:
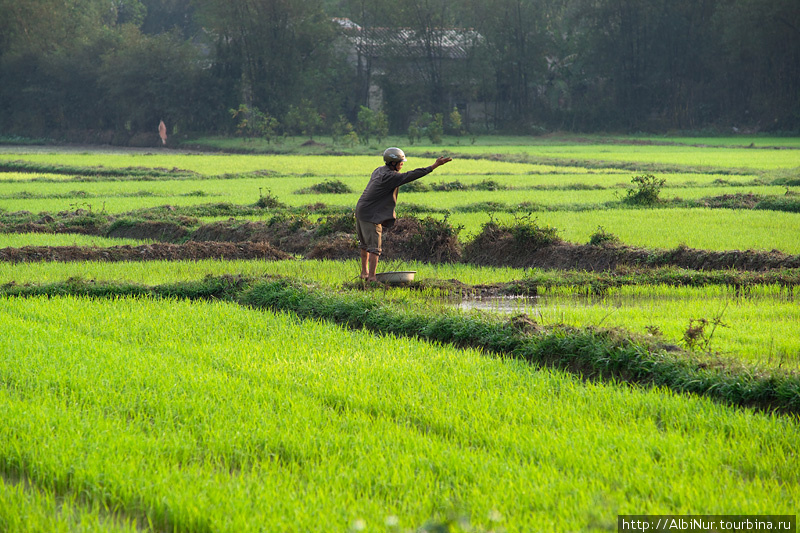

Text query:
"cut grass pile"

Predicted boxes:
[[0, 287, 798, 531]]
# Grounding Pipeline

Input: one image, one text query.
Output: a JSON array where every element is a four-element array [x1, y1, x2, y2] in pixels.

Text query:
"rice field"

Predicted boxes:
[[0, 258, 796, 370], [449, 209, 800, 253], [0, 295, 797, 532], [0, 233, 153, 248], [1, 137, 799, 531]]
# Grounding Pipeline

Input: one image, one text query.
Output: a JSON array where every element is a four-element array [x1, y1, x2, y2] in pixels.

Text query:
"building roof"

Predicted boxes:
[[334, 18, 480, 60]]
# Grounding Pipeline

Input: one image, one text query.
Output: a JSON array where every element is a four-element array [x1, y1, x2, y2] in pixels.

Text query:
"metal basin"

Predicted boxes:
[[375, 271, 416, 284]]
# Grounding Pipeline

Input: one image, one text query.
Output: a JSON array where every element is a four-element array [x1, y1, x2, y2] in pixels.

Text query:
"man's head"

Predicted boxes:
[[383, 147, 406, 170]]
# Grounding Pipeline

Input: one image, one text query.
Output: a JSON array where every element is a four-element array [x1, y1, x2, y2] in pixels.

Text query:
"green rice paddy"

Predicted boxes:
[[0, 295, 797, 531], [0, 137, 798, 531], [0, 233, 153, 248]]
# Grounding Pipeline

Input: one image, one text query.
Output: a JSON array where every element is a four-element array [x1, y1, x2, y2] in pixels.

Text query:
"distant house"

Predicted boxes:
[[334, 18, 483, 124]]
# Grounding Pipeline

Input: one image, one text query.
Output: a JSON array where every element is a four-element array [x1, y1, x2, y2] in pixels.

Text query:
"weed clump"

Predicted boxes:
[[624, 174, 666, 205], [399, 181, 429, 192], [384, 216, 462, 263], [589, 226, 621, 247], [255, 188, 285, 209], [316, 211, 355, 237], [506, 213, 561, 249], [461, 214, 562, 267], [431, 180, 466, 191], [295, 179, 352, 194]]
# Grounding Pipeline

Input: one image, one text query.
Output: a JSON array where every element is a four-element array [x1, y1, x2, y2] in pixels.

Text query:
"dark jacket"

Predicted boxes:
[[355, 164, 433, 227]]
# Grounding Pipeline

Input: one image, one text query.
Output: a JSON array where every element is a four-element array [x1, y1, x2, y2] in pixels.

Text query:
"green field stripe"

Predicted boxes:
[[2, 276, 797, 414], [239, 279, 800, 414]]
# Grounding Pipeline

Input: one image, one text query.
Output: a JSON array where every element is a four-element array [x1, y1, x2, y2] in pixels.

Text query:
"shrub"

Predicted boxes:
[[474, 179, 505, 191], [431, 180, 466, 191], [507, 214, 561, 248], [331, 116, 358, 147], [255, 189, 285, 209], [400, 181, 429, 192], [589, 226, 621, 246], [410, 215, 462, 262], [296, 180, 352, 195], [316, 212, 355, 237], [625, 174, 666, 205]]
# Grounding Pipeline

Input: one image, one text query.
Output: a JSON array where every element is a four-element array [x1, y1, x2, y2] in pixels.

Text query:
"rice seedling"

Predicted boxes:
[[1, 140, 797, 530], [450, 209, 800, 253], [0, 233, 154, 248], [0, 295, 797, 532]]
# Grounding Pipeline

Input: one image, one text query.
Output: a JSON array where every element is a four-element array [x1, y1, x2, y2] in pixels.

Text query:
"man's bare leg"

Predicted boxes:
[[360, 249, 369, 279], [367, 252, 379, 282]]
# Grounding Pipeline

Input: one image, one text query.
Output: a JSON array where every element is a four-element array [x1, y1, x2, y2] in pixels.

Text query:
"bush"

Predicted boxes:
[[407, 112, 443, 144], [399, 181, 429, 192], [474, 179, 505, 191], [316, 212, 356, 237], [431, 180, 466, 191], [625, 174, 666, 205], [589, 226, 621, 246], [296, 180, 352, 195], [331, 116, 358, 147], [255, 189, 285, 209], [408, 215, 463, 262], [506, 214, 561, 248]]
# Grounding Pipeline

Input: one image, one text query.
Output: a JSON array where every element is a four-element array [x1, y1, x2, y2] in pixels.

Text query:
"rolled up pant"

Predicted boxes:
[[356, 218, 382, 255]]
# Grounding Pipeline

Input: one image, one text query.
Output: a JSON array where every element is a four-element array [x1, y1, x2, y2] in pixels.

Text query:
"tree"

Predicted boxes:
[[284, 99, 323, 139], [98, 27, 218, 133], [356, 105, 388, 144], [461, 0, 559, 132], [230, 104, 279, 142], [195, 0, 346, 122]]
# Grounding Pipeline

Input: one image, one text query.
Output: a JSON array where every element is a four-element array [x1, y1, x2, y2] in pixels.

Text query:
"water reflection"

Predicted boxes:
[[458, 295, 540, 313]]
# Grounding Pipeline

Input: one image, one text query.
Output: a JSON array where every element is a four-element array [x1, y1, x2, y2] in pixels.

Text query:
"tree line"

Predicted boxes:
[[0, 0, 797, 142]]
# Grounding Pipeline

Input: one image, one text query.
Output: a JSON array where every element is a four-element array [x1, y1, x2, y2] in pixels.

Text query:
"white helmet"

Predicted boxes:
[[383, 147, 407, 165]]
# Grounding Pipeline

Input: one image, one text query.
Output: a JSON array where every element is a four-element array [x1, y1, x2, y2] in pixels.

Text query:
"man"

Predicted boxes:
[[355, 147, 452, 281]]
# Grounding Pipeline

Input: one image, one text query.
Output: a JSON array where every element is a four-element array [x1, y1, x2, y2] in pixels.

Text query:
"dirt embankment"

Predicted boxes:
[[461, 226, 800, 271], [186, 217, 461, 263], [2, 216, 798, 271]]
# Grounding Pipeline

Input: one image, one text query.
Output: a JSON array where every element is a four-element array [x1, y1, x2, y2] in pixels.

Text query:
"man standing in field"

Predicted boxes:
[[355, 147, 452, 281]]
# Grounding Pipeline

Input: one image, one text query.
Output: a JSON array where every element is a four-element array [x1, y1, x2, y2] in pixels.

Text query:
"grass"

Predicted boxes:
[[0, 258, 524, 287], [427, 143, 800, 171], [450, 209, 800, 253], [1, 145, 797, 254], [1, 138, 799, 530], [0, 290, 798, 531], [1, 258, 798, 370], [504, 284, 800, 370], [0, 233, 154, 248]]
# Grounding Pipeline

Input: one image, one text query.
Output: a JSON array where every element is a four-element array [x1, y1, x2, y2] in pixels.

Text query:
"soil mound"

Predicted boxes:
[[190, 220, 274, 243], [305, 233, 358, 260], [381, 217, 462, 263], [0, 242, 291, 263], [106, 221, 189, 241]]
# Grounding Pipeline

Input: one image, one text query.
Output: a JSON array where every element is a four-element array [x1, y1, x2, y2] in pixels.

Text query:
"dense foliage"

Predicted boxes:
[[0, 0, 797, 137]]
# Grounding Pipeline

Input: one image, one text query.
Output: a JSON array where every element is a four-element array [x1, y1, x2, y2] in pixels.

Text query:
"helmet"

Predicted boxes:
[[383, 147, 407, 165]]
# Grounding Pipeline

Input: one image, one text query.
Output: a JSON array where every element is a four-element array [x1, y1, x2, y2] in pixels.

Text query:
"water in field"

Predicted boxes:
[[453, 287, 800, 370], [458, 294, 540, 313]]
